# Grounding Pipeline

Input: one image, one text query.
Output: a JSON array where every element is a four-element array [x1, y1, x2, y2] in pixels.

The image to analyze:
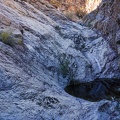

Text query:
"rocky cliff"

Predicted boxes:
[[47, 0, 102, 20], [0, 0, 120, 120], [83, 0, 120, 53]]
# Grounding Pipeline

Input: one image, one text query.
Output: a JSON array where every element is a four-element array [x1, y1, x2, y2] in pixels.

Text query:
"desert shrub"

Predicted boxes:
[[17, 39, 23, 45], [58, 54, 70, 78], [54, 25, 61, 31], [64, 11, 75, 20], [0, 31, 23, 47], [58, 53, 78, 81], [87, 20, 93, 28], [0, 31, 15, 46], [76, 7, 87, 18], [60, 58, 70, 78], [49, 0, 61, 8], [0, 31, 10, 41]]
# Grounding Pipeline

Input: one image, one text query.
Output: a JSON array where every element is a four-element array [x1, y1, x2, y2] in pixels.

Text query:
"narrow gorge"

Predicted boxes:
[[0, 0, 120, 120]]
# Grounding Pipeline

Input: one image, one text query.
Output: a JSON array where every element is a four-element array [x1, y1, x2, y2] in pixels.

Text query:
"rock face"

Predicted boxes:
[[0, 0, 120, 120], [83, 0, 120, 54], [47, 0, 102, 20]]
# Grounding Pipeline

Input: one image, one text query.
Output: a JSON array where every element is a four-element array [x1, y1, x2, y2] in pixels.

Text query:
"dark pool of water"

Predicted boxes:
[[64, 78, 120, 102]]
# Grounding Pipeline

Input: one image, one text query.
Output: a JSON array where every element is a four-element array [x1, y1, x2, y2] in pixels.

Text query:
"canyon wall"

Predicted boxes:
[[47, 0, 102, 20], [83, 0, 120, 52], [0, 0, 119, 119]]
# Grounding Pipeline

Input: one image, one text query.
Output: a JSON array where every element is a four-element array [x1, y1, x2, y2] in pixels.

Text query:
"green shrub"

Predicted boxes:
[[58, 53, 78, 81], [54, 25, 61, 31], [17, 39, 23, 45], [0, 31, 23, 47], [0, 31, 15, 46], [0, 31, 10, 42], [60, 58, 70, 78]]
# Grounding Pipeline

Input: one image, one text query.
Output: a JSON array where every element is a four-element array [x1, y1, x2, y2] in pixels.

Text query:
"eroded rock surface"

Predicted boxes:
[[46, 0, 102, 20], [0, 0, 120, 120], [83, 0, 120, 54]]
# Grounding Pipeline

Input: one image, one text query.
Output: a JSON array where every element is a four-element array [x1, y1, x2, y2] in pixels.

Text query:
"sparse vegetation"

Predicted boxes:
[[64, 11, 75, 20], [54, 25, 61, 31], [59, 56, 69, 78], [0, 31, 15, 46], [76, 7, 87, 18], [0, 31, 23, 47], [49, 0, 61, 8], [0, 32, 10, 41], [37, 96, 59, 109], [87, 20, 92, 28], [17, 39, 23, 45], [58, 53, 78, 81]]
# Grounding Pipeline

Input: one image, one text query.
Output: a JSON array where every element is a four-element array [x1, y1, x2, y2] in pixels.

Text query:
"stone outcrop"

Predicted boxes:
[[83, 0, 120, 54], [0, 0, 120, 120], [46, 0, 102, 20]]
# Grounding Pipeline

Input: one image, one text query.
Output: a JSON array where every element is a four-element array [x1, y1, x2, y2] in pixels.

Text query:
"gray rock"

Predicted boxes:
[[0, 0, 119, 120]]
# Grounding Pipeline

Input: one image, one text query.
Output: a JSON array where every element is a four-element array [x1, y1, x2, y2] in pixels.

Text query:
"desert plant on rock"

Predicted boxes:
[[58, 53, 70, 78], [54, 25, 61, 31], [76, 7, 87, 18], [64, 11, 75, 20], [0, 31, 23, 47], [58, 53, 78, 81], [49, 0, 61, 8], [0, 31, 15, 46]]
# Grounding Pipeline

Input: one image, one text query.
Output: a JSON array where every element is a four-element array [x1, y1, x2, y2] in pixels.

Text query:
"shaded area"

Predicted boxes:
[[65, 78, 120, 102], [83, 0, 120, 51]]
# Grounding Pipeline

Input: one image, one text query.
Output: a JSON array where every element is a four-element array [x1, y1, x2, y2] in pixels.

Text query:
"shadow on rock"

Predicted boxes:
[[64, 78, 120, 102]]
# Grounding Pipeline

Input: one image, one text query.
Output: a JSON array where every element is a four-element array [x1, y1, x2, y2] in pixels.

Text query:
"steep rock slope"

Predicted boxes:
[[0, 0, 120, 120], [83, 0, 120, 53], [47, 0, 101, 13], [46, 0, 102, 20]]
